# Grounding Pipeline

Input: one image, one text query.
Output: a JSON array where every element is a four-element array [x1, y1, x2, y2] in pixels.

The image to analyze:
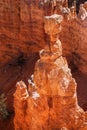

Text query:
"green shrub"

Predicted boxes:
[[0, 94, 9, 120]]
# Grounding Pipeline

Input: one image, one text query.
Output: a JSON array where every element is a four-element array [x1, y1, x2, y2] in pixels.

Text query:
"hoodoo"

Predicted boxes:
[[14, 14, 87, 130]]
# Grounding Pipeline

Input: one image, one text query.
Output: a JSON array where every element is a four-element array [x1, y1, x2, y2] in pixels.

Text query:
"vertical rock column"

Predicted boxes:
[[34, 14, 85, 130]]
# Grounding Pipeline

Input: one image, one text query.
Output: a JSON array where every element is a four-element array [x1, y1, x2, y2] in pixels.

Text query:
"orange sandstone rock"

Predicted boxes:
[[0, 1, 87, 130], [14, 14, 86, 130]]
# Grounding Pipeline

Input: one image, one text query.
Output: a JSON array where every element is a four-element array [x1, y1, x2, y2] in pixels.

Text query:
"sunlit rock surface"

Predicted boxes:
[[0, 0, 87, 73], [0, 0, 87, 130], [14, 14, 87, 130]]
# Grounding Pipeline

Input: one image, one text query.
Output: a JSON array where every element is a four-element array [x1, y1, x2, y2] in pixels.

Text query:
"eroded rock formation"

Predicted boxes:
[[0, 0, 87, 73], [0, 0, 87, 96], [0, 0, 87, 130], [14, 14, 87, 130]]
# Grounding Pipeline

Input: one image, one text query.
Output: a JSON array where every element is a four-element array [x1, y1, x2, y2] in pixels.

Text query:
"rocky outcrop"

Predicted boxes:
[[0, 1, 87, 129], [14, 14, 87, 130]]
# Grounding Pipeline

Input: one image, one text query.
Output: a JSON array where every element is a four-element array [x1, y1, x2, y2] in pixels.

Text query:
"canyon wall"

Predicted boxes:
[[60, 16, 87, 73], [0, 0, 46, 67]]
